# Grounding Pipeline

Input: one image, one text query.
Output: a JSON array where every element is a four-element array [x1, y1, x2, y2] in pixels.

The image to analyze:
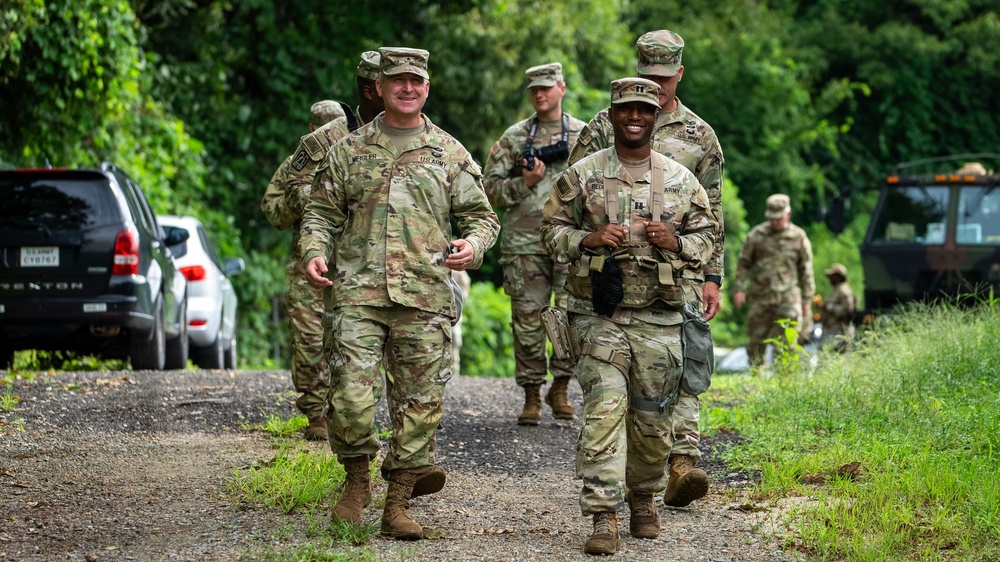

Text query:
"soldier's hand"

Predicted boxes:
[[521, 159, 546, 187], [733, 291, 746, 309], [446, 239, 476, 271], [703, 281, 721, 321], [305, 257, 333, 288], [643, 220, 679, 252], [582, 223, 627, 250]]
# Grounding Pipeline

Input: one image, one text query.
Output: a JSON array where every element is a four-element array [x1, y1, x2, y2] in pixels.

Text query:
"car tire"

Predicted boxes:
[[0, 346, 15, 370], [224, 336, 237, 370], [130, 298, 166, 370], [194, 337, 225, 370], [165, 298, 189, 370]]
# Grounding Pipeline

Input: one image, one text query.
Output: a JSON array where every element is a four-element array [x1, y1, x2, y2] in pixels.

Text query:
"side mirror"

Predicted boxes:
[[223, 257, 246, 276]]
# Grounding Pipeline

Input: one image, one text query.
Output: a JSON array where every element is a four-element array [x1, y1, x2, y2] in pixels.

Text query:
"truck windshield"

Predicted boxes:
[[958, 186, 1000, 245], [869, 186, 949, 244]]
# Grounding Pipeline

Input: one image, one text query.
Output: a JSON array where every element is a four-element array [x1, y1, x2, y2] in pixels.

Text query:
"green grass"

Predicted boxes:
[[705, 301, 1000, 560]]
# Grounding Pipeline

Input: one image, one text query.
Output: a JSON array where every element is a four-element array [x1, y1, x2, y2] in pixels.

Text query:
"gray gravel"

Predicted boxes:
[[0, 369, 802, 561]]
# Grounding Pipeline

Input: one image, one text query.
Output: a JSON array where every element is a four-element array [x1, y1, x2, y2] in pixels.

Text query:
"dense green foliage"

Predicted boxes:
[[3, 0, 999, 368], [708, 301, 1000, 559]]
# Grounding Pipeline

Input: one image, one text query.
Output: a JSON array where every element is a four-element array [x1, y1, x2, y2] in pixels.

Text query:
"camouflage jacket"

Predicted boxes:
[[299, 114, 499, 318], [260, 111, 358, 261], [568, 98, 725, 279], [483, 113, 585, 255], [541, 149, 716, 325], [733, 222, 815, 307], [822, 282, 856, 336]]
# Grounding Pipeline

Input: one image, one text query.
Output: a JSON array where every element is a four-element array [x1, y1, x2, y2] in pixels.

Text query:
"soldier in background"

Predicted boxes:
[[569, 29, 725, 509], [483, 62, 586, 426], [260, 52, 384, 441], [819, 263, 856, 352], [733, 193, 816, 367], [301, 47, 499, 539], [542, 78, 716, 555]]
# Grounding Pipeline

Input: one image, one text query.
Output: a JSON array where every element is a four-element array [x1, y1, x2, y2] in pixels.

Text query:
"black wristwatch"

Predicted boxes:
[[705, 275, 722, 287]]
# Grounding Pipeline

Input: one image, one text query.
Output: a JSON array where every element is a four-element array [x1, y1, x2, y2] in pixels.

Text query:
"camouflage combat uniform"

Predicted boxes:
[[483, 112, 585, 387], [300, 113, 499, 471], [733, 221, 815, 366], [569, 101, 723, 460], [261, 113, 358, 421], [541, 148, 716, 514], [821, 279, 856, 351]]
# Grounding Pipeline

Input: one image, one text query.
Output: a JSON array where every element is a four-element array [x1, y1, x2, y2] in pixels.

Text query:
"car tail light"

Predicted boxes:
[[189, 319, 208, 327], [112, 227, 140, 275], [180, 265, 206, 281]]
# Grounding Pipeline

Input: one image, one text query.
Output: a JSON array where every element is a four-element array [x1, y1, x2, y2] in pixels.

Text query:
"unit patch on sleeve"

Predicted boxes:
[[291, 149, 310, 171]]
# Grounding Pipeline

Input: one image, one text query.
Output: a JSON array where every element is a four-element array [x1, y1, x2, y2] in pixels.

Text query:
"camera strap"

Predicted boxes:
[[524, 113, 570, 152]]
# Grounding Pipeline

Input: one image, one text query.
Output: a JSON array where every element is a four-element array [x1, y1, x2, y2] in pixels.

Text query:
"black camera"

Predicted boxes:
[[518, 140, 570, 171]]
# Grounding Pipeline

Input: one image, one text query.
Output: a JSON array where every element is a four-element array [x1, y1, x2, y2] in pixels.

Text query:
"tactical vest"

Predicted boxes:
[[565, 154, 698, 310]]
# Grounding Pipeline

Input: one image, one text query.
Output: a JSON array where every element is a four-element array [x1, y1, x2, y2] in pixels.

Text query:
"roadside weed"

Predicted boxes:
[[1, 382, 18, 412], [228, 442, 343, 512], [713, 303, 1000, 560]]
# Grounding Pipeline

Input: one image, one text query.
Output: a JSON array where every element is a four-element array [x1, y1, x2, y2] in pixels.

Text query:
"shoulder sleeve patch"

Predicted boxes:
[[490, 140, 504, 159], [290, 149, 310, 172], [301, 134, 328, 160], [555, 170, 581, 202]]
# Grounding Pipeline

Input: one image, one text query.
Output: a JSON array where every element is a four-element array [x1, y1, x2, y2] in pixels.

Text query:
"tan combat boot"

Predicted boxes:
[[663, 454, 709, 507], [626, 489, 660, 539], [380, 468, 424, 540], [517, 384, 543, 426], [409, 465, 446, 499], [584, 512, 621, 555], [544, 377, 575, 419], [331, 455, 371, 524], [303, 416, 328, 441]]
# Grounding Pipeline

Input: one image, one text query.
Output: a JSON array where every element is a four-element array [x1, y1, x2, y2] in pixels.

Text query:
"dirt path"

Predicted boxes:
[[0, 370, 800, 561]]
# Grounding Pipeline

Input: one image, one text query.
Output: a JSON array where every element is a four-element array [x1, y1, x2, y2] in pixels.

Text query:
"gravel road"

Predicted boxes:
[[0, 369, 802, 561]]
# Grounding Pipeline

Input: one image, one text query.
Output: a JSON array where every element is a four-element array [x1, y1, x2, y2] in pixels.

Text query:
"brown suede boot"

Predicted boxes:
[[626, 489, 660, 539], [331, 455, 371, 524], [380, 468, 424, 540], [517, 384, 543, 426], [303, 416, 328, 441], [663, 454, 709, 507], [409, 465, 446, 499], [584, 512, 621, 555], [545, 377, 575, 419]]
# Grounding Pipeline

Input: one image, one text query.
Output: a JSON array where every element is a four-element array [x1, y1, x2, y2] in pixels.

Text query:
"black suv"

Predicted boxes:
[[0, 163, 190, 370]]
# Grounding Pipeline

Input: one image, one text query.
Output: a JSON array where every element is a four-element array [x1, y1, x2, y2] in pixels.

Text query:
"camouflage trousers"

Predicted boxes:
[[570, 313, 683, 515], [286, 261, 328, 419], [670, 391, 701, 459], [501, 254, 574, 386], [746, 300, 802, 367], [325, 305, 453, 475]]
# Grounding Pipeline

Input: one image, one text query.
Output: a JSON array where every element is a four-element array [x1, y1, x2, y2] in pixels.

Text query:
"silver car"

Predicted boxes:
[[159, 215, 245, 369]]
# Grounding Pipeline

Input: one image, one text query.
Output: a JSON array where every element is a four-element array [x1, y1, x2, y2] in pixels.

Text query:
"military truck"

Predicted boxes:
[[860, 154, 1000, 314]]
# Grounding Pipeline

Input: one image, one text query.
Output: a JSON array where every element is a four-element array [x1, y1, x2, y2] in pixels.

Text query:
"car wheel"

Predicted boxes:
[[0, 346, 15, 370], [194, 337, 225, 370], [165, 298, 189, 370], [224, 336, 237, 370], [130, 298, 166, 370]]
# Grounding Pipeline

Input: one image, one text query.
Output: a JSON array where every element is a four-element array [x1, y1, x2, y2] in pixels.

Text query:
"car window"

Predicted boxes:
[[0, 173, 116, 231], [869, 186, 949, 244], [196, 225, 222, 268]]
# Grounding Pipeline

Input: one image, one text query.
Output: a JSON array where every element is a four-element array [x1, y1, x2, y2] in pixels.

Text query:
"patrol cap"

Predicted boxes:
[[610, 77, 660, 108], [310, 100, 346, 128], [636, 30, 684, 77], [824, 263, 848, 278], [357, 50, 381, 80], [524, 62, 563, 89], [765, 193, 791, 219], [378, 47, 430, 80]]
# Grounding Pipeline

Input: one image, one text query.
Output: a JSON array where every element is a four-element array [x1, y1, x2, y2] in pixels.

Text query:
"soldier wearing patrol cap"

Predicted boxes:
[[542, 77, 717, 555], [301, 46, 499, 540], [819, 262, 856, 351], [733, 193, 816, 366], [483, 62, 586, 426], [261, 51, 387, 443], [570, 28, 726, 510]]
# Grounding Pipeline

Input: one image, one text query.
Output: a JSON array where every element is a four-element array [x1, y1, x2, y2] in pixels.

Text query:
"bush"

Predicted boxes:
[[459, 282, 515, 378]]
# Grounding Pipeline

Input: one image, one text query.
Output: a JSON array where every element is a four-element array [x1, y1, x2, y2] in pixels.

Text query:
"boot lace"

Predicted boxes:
[[632, 494, 653, 517], [593, 512, 613, 536]]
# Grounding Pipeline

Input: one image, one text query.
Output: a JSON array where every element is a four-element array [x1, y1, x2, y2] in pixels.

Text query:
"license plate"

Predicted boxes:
[[21, 246, 60, 267], [83, 303, 107, 312]]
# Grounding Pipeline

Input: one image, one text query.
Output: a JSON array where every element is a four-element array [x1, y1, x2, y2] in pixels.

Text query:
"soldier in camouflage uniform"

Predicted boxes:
[[541, 78, 716, 555], [483, 62, 586, 426], [569, 29, 725, 509], [733, 193, 816, 367], [819, 263, 856, 352], [301, 47, 499, 540], [260, 52, 384, 441]]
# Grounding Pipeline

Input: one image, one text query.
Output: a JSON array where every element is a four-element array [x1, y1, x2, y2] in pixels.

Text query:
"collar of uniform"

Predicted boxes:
[[364, 113, 439, 151], [601, 149, 646, 186], [656, 96, 689, 126]]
